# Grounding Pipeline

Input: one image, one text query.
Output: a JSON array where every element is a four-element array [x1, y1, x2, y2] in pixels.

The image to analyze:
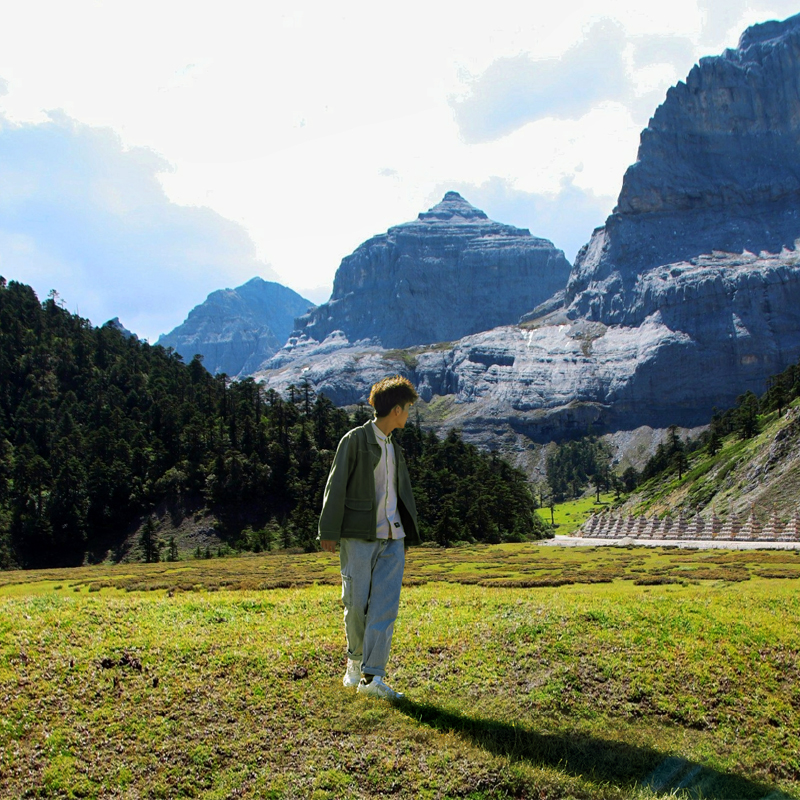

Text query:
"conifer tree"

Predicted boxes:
[[139, 516, 160, 563], [0, 278, 552, 566]]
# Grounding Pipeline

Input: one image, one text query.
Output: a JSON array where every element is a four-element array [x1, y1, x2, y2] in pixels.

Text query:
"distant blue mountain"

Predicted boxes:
[[104, 317, 137, 339], [158, 277, 315, 377]]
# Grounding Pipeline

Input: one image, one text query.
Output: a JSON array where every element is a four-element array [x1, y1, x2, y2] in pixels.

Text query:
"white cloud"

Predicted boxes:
[[631, 34, 698, 70], [0, 111, 279, 340], [449, 18, 714, 144], [696, 0, 800, 50], [451, 20, 631, 142], [0, 0, 794, 334], [159, 100, 641, 292]]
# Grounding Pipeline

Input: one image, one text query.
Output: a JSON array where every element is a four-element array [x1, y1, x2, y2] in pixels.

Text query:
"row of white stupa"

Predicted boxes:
[[578, 510, 800, 541]]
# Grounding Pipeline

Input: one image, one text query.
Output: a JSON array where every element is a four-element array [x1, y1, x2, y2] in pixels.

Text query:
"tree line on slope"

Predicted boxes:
[[0, 279, 545, 569]]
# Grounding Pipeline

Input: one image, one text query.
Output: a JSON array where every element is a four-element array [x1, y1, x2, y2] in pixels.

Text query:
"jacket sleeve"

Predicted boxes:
[[318, 433, 354, 542]]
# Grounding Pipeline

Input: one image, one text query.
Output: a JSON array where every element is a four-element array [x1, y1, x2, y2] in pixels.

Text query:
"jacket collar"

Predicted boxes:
[[362, 419, 392, 447]]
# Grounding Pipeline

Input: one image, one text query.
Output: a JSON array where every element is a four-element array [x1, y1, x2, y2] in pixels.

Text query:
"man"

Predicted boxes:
[[319, 375, 419, 701]]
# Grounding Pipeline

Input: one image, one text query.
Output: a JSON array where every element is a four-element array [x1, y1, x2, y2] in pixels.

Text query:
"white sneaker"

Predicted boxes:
[[342, 658, 361, 688], [356, 675, 405, 701]]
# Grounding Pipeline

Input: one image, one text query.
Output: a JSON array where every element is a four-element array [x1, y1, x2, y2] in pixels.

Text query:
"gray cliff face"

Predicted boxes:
[[256, 14, 800, 465], [543, 12, 800, 425], [158, 278, 314, 377], [295, 192, 572, 349], [566, 12, 800, 316], [258, 250, 799, 440], [259, 334, 407, 406]]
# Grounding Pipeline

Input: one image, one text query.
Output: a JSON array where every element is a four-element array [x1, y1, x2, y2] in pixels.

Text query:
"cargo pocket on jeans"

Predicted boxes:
[[341, 573, 352, 607]]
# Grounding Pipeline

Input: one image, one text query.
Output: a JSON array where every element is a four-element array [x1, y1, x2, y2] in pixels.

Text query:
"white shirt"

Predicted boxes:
[[371, 422, 405, 540]]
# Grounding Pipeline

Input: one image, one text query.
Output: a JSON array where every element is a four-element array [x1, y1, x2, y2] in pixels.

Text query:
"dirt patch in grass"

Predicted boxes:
[[3, 547, 800, 645], [753, 569, 800, 579]]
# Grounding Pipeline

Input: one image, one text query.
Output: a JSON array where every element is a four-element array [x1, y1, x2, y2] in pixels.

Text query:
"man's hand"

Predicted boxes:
[[320, 539, 336, 553]]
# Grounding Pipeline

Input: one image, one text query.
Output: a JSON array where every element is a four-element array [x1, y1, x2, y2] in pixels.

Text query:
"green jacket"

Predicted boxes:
[[318, 421, 419, 545]]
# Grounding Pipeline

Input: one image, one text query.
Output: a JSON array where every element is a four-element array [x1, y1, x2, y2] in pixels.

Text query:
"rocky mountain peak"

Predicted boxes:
[[565, 11, 800, 315], [293, 192, 571, 349], [737, 11, 800, 50], [104, 317, 136, 339], [415, 191, 490, 223], [615, 13, 800, 222]]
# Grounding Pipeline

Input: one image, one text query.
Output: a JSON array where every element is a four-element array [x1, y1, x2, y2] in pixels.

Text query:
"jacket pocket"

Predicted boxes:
[[344, 497, 372, 511], [343, 497, 373, 535], [341, 574, 352, 606]]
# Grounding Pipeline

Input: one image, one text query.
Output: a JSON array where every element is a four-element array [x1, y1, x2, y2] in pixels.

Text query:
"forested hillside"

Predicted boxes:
[[0, 279, 545, 569], [541, 354, 800, 527], [618, 360, 800, 522]]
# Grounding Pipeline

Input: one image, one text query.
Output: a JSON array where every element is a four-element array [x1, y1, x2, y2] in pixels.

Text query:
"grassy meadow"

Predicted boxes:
[[2, 543, 799, 799], [535, 495, 616, 534]]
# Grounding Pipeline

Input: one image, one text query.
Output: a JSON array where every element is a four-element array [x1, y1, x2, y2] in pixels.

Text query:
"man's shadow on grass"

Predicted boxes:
[[396, 700, 783, 799]]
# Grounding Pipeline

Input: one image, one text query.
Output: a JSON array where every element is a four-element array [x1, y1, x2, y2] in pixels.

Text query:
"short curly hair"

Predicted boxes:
[[368, 375, 419, 418]]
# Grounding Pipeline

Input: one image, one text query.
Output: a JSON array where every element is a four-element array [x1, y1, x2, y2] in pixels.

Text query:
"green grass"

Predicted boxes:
[[536, 494, 616, 534], [2, 545, 799, 799], [383, 349, 419, 369], [417, 394, 458, 424]]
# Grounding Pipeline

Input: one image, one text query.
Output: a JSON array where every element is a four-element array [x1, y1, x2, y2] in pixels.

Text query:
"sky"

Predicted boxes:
[[0, 0, 798, 341]]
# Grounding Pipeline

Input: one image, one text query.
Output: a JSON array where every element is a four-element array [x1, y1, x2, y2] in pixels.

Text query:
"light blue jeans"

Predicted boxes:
[[339, 537, 405, 678]]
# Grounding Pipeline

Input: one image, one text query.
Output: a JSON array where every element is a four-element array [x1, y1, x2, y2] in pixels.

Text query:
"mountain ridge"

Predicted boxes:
[[256, 12, 800, 464], [565, 11, 800, 313], [157, 277, 314, 377]]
